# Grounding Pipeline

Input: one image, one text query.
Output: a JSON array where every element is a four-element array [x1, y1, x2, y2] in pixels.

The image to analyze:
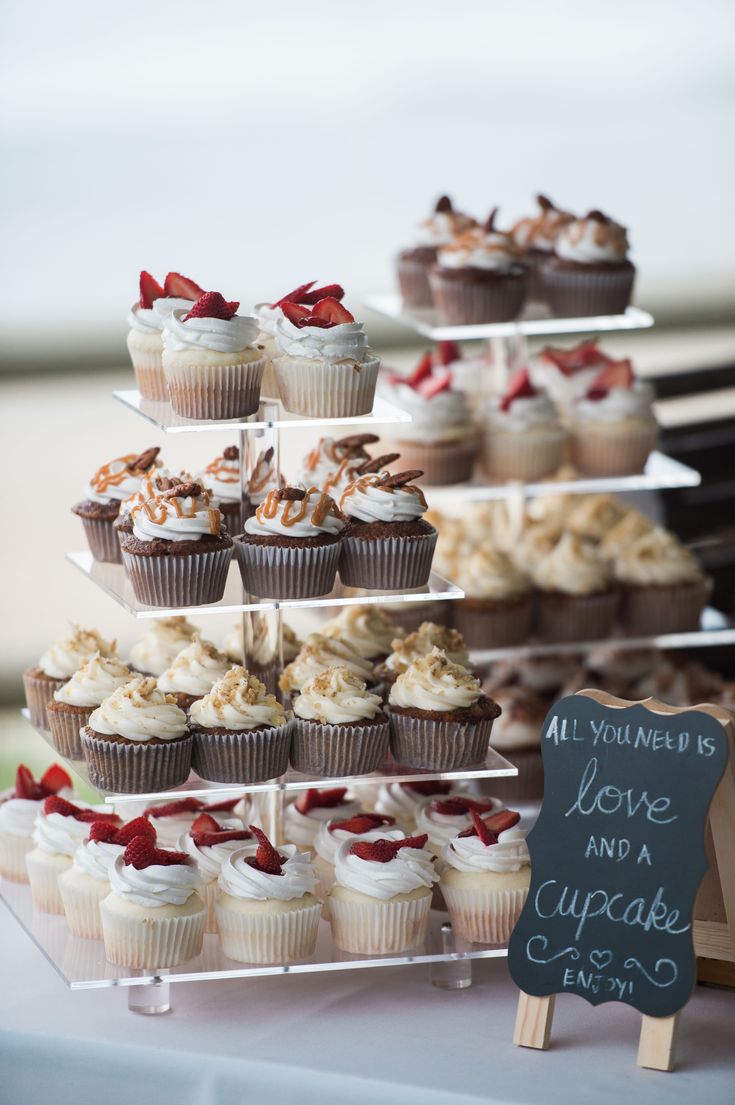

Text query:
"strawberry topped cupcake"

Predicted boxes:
[[531, 339, 617, 412], [312, 812, 402, 911], [26, 796, 120, 913], [415, 795, 501, 861], [374, 779, 462, 833], [294, 433, 380, 495], [569, 358, 659, 476], [0, 764, 73, 882], [198, 445, 243, 534], [510, 195, 575, 302], [144, 796, 241, 849], [127, 270, 205, 401], [481, 368, 566, 482], [178, 812, 255, 933], [72, 446, 161, 563], [396, 195, 476, 309], [273, 297, 380, 418], [254, 280, 345, 399], [162, 291, 265, 420], [283, 787, 362, 853], [542, 209, 636, 317]]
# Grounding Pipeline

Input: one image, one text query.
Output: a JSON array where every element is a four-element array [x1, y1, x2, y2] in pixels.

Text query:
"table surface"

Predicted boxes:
[[1, 902, 733, 1105]]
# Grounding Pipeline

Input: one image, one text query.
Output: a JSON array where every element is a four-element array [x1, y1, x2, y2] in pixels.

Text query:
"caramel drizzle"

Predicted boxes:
[[249, 449, 276, 495], [303, 437, 330, 472], [204, 455, 239, 486], [341, 475, 428, 511], [133, 488, 221, 535], [256, 487, 343, 528], [323, 458, 357, 494], [91, 454, 139, 494]]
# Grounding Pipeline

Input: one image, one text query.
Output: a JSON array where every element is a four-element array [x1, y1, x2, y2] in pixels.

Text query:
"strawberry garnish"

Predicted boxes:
[[190, 813, 220, 835], [330, 813, 396, 835], [124, 837, 190, 869], [458, 808, 521, 844], [295, 788, 348, 815], [203, 797, 239, 813], [417, 368, 452, 399], [139, 271, 165, 309], [163, 272, 205, 300], [40, 764, 73, 795], [281, 301, 312, 326], [310, 297, 354, 325], [586, 357, 634, 397], [404, 780, 453, 797], [431, 797, 493, 817], [145, 798, 202, 819], [351, 834, 428, 863], [247, 826, 284, 875], [486, 809, 521, 835], [404, 351, 433, 388], [466, 810, 497, 846], [436, 340, 460, 366], [540, 340, 610, 375], [183, 291, 239, 322], [499, 368, 536, 412], [14, 765, 40, 800], [88, 816, 156, 845], [273, 281, 316, 307], [299, 283, 345, 305], [87, 822, 119, 844], [43, 795, 120, 824], [192, 827, 253, 847]]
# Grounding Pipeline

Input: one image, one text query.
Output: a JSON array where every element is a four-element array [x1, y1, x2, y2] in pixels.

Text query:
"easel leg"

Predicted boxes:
[[637, 1013, 679, 1071], [513, 992, 555, 1049]]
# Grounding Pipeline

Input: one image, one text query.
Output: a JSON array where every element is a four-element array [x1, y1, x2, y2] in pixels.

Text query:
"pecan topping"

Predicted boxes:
[[483, 207, 498, 233], [155, 475, 183, 492], [335, 433, 380, 451], [357, 453, 401, 474], [129, 446, 160, 473], [275, 487, 306, 502], [222, 445, 239, 461], [378, 470, 424, 489], [435, 195, 453, 213], [162, 480, 202, 499], [587, 209, 609, 223]]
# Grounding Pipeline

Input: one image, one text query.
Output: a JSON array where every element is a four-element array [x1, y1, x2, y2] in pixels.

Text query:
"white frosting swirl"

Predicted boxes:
[[109, 853, 201, 908], [613, 527, 706, 587], [88, 677, 188, 743], [218, 844, 317, 901], [72, 839, 124, 881], [280, 634, 374, 694], [162, 308, 259, 354], [454, 548, 530, 600], [487, 392, 561, 431], [322, 605, 399, 660], [275, 316, 371, 363], [244, 488, 345, 539], [388, 648, 482, 712], [437, 228, 523, 272], [293, 667, 384, 725], [573, 381, 656, 425], [131, 488, 223, 544], [314, 819, 404, 865], [340, 472, 428, 524], [415, 797, 500, 850], [54, 653, 133, 708], [157, 637, 231, 698], [189, 667, 288, 731], [284, 794, 362, 848], [555, 214, 629, 264], [38, 626, 117, 680], [333, 839, 437, 899], [253, 301, 282, 339], [443, 826, 529, 873], [380, 379, 472, 443], [0, 793, 71, 837], [128, 298, 194, 334], [511, 198, 574, 253], [129, 618, 198, 677], [384, 623, 469, 674], [532, 533, 612, 596], [179, 828, 255, 883], [33, 805, 107, 857], [84, 455, 159, 505], [199, 452, 241, 503]]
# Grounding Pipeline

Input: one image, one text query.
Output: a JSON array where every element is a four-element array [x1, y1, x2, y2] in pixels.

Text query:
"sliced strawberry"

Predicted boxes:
[[273, 281, 316, 307], [43, 795, 120, 824], [404, 351, 434, 389], [164, 272, 205, 300], [299, 283, 345, 305], [588, 357, 634, 393], [585, 387, 609, 402], [248, 826, 284, 875], [404, 780, 452, 797], [281, 301, 312, 327], [431, 796, 493, 817], [124, 837, 190, 869], [203, 798, 239, 813], [330, 813, 396, 834], [436, 340, 460, 366], [114, 817, 157, 845], [192, 828, 253, 847], [540, 340, 610, 375], [190, 812, 220, 836], [351, 833, 428, 863], [300, 315, 332, 328], [485, 809, 521, 835], [470, 810, 495, 845], [88, 822, 120, 844], [139, 270, 165, 309], [14, 764, 39, 800], [295, 788, 348, 815], [417, 368, 452, 399], [499, 368, 536, 412], [183, 291, 239, 322], [310, 297, 354, 325], [39, 764, 73, 795], [145, 798, 202, 818]]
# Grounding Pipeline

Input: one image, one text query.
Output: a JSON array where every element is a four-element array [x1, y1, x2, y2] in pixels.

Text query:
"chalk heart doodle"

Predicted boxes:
[[507, 695, 728, 1018]]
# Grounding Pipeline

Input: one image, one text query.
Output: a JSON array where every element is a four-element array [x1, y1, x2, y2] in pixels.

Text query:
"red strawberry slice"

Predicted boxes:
[[351, 833, 428, 863], [203, 798, 239, 813], [431, 796, 493, 817], [139, 270, 165, 309], [485, 809, 521, 835], [468, 810, 496, 846], [299, 283, 345, 305], [417, 368, 452, 399], [88, 822, 120, 844], [585, 387, 609, 402], [273, 281, 316, 307], [436, 340, 461, 366], [404, 351, 434, 389], [587, 357, 634, 394], [300, 315, 332, 328], [295, 788, 348, 815], [310, 297, 354, 325], [330, 813, 396, 834], [43, 795, 120, 824], [114, 817, 157, 845], [164, 272, 205, 300], [192, 828, 253, 847], [124, 837, 191, 869], [404, 780, 452, 797], [541, 340, 610, 375], [247, 826, 284, 875], [14, 764, 40, 800], [500, 368, 536, 412], [190, 812, 220, 835], [145, 798, 202, 818], [39, 764, 72, 795], [183, 291, 239, 322], [281, 301, 312, 327]]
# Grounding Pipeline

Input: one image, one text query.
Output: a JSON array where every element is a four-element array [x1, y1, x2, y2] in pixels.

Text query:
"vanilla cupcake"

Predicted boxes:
[[599, 509, 654, 562], [532, 533, 619, 642], [198, 444, 243, 534], [481, 370, 566, 482], [566, 494, 628, 543], [189, 667, 292, 784], [375, 622, 470, 690], [530, 339, 614, 413], [253, 280, 346, 400], [510, 195, 575, 302], [129, 617, 199, 677], [415, 794, 502, 862], [283, 788, 362, 853], [279, 633, 376, 700], [157, 635, 232, 712], [26, 796, 119, 914], [373, 780, 466, 834], [312, 813, 403, 914], [127, 270, 205, 400], [177, 814, 256, 933], [570, 360, 659, 476], [291, 667, 389, 777], [542, 209, 636, 317], [321, 604, 403, 663], [23, 626, 118, 731], [47, 653, 134, 760], [452, 547, 533, 649], [0, 764, 73, 883], [613, 527, 711, 636]]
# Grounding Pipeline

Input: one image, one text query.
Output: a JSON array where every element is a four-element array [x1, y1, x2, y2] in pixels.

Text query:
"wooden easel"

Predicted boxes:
[[513, 693, 735, 1072]]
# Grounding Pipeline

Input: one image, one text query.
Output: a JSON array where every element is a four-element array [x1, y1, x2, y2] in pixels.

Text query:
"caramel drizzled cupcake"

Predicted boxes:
[[113, 471, 190, 546], [375, 622, 469, 692], [532, 532, 619, 642], [23, 626, 117, 730], [47, 653, 134, 760], [321, 604, 401, 664], [157, 635, 231, 711], [294, 433, 380, 494], [510, 194, 575, 302], [198, 444, 243, 535], [72, 447, 161, 563], [396, 195, 476, 309], [452, 548, 533, 649], [291, 666, 389, 777], [541, 209, 636, 317], [613, 527, 711, 636]]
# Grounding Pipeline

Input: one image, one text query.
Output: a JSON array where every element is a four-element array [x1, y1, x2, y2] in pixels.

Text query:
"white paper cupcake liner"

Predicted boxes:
[[202, 880, 219, 934], [570, 422, 659, 477], [191, 720, 292, 784], [80, 516, 123, 564], [273, 355, 380, 419], [47, 708, 90, 760], [129, 347, 168, 402], [534, 588, 619, 643], [216, 898, 322, 964], [389, 710, 495, 771], [481, 428, 566, 482], [121, 544, 233, 607], [58, 873, 108, 939], [100, 897, 205, 969], [338, 530, 437, 591], [234, 538, 340, 600], [291, 717, 389, 777], [23, 670, 65, 730], [329, 890, 432, 954], [164, 356, 266, 420], [440, 881, 528, 944], [25, 850, 70, 914], [312, 854, 335, 918], [0, 832, 33, 883], [80, 728, 193, 794]]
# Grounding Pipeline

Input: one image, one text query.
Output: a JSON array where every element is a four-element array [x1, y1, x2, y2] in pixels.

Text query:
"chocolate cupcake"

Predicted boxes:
[[157, 634, 232, 712], [396, 195, 476, 309], [47, 653, 134, 760], [81, 677, 192, 794], [198, 444, 244, 535], [375, 621, 470, 693], [236, 486, 345, 600], [510, 194, 575, 302], [613, 527, 711, 636], [23, 626, 117, 731], [451, 548, 533, 649], [541, 209, 635, 317], [532, 533, 619, 643], [120, 481, 233, 608], [293, 433, 380, 495], [321, 605, 402, 665], [245, 446, 284, 520], [72, 447, 161, 564], [291, 666, 389, 777]]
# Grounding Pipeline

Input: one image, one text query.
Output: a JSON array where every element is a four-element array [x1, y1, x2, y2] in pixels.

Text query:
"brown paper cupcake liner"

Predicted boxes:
[[273, 355, 380, 419], [396, 255, 435, 309], [477, 747, 544, 803], [570, 422, 659, 477], [619, 579, 710, 637], [165, 356, 266, 420], [541, 264, 635, 318], [389, 710, 495, 771], [290, 717, 390, 777], [191, 720, 292, 784], [380, 436, 478, 486], [452, 594, 534, 649], [534, 588, 620, 643], [428, 270, 527, 324], [80, 516, 122, 564], [129, 347, 169, 402], [385, 598, 452, 634], [47, 706, 92, 760], [121, 545, 233, 607], [338, 531, 437, 591], [481, 428, 566, 482], [234, 539, 340, 600], [23, 671, 66, 730], [80, 728, 193, 793]]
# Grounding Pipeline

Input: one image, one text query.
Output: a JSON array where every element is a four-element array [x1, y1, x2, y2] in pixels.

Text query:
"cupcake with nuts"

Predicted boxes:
[[127, 270, 205, 400], [566, 494, 628, 543], [72, 446, 161, 563], [47, 653, 134, 760], [279, 633, 377, 705], [510, 194, 575, 302], [375, 621, 470, 692], [532, 532, 619, 642], [569, 358, 659, 476], [396, 195, 476, 309], [599, 508, 654, 563], [199, 445, 243, 535], [321, 604, 402, 664], [128, 616, 198, 678], [452, 547, 533, 649], [157, 635, 231, 712], [291, 666, 389, 777], [23, 626, 117, 731], [294, 433, 380, 495], [542, 209, 636, 318], [481, 368, 566, 482], [613, 527, 711, 636]]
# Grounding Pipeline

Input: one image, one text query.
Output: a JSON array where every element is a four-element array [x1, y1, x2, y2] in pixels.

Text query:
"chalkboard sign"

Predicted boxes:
[[508, 693, 729, 1018]]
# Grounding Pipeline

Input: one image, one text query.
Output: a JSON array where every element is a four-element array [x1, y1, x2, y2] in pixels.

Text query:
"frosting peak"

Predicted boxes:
[[556, 210, 630, 264], [157, 635, 231, 698], [279, 633, 374, 694], [293, 666, 384, 725], [244, 487, 345, 539], [189, 666, 288, 731], [532, 533, 612, 595], [388, 648, 483, 712], [38, 626, 117, 680], [54, 652, 133, 708], [321, 605, 400, 660], [88, 676, 188, 743], [385, 622, 469, 674]]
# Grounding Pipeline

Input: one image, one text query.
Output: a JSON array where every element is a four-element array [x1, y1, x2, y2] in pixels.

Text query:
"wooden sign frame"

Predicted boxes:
[[512, 691, 735, 1072]]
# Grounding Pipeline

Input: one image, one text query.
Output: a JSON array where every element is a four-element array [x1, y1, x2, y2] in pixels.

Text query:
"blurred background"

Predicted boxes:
[[1, 0, 734, 780]]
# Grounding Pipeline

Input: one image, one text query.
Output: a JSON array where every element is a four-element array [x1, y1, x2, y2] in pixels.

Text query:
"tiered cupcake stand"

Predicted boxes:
[[4, 304, 735, 1015]]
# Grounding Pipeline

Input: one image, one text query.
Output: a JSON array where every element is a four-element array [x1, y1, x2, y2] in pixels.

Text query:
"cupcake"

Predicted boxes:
[[329, 833, 438, 954], [128, 616, 199, 677], [47, 653, 134, 760], [216, 828, 321, 965], [634, 657, 723, 708], [530, 339, 617, 413], [283, 787, 362, 853], [599, 509, 654, 562], [236, 486, 345, 600], [26, 796, 120, 914], [120, 481, 233, 608], [58, 816, 156, 939], [585, 644, 659, 686], [613, 527, 711, 635], [541, 209, 636, 317], [373, 779, 463, 834], [80, 677, 192, 794], [388, 648, 501, 770], [484, 685, 546, 802], [338, 469, 437, 590], [440, 809, 530, 944], [515, 520, 565, 576], [321, 604, 401, 664], [245, 446, 284, 519], [157, 634, 231, 712], [486, 653, 582, 701], [429, 209, 528, 325], [189, 667, 292, 784], [178, 812, 255, 933], [273, 297, 381, 418], [312, 813, 402, 913], [0, 764, 73, 883], [451, 548, 533, 649], [144, 796, 241, 849], [510, 195, 575, 302], [294, 433, 380, 495], [566, 493, 628, 543], [375, 621, 470, 692], [23, 625, 117, 730], [532, 533, 619, 642], [378, 353, 479, 485], [71, 446, 161, 563], [253, 280, 345, 400], [415, 794, 501, 862], [223, 616, 299, 694], [113, 470, 188, 547], [569, 359, 659, 475], [480, 369, 566, 482], [396, 195, 476, 308], [199, 444, 243, 535], [101, 836, 205, 968], [279, 633, 377, 702], [127, 270, 205, 401], [291, 667, 389, 777]]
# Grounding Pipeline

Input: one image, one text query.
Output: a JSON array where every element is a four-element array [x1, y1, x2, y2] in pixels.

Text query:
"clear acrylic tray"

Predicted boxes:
[[364, 293, 654, 341], [65, 552, 463, 619]]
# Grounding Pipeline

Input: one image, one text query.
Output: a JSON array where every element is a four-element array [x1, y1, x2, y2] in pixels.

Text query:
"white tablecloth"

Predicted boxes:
[[0, 903, 733, 1105]]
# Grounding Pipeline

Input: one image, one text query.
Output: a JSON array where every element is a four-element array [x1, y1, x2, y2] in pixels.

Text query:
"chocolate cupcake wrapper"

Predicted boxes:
[[481, 428, 566, 482], [191, 720, 292, 784], [216, 899, 322, 965], [440, 882, 528, 945], [164, 356, 266, 420], [380, 436, 478, 486], [290, 717, 389, 777], [570, 423, 659, 477], [23, 671, 65, 730], [329, 889, 432, 954], [396, 254, 435, 309], [0, 831, 33, 883], [47, 707, 91, 760], [80, 728, 193, 794], [541, 264, 635, 318], [452, 595, 534, 649], [273, 355, 380, 419], [100, 898, 205, 969], [477, 747, 544, 803], [619, 580, 710, 637], [429, 270, 527, 324], [234, 539, 340, 600], [338, 531, 437, 591], [58, 874, 108, 940], [534, 589, 619, 643], [80, 516, 122, 564], [129, 347, 169, 402], [389, 711, 495, 771], [121, 545, 233, 608]]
